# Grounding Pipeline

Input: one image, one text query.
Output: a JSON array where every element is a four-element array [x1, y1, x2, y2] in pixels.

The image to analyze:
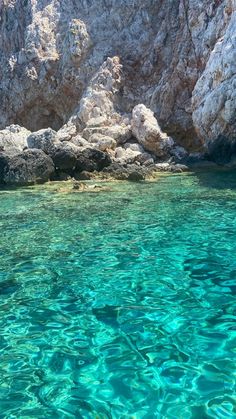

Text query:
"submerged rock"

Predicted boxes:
[[73, 170, 92, 180], [102, 162, 155, 181], [128, 171, 145, 182], [192, 10, 236, 145]]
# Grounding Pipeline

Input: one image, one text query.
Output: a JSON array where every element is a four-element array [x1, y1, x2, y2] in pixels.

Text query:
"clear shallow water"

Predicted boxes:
[[0, 171, 236, 418]]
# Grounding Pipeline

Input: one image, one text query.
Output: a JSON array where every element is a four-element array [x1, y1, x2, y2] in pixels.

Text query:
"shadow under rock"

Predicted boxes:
[[193, 167, 236, 191]]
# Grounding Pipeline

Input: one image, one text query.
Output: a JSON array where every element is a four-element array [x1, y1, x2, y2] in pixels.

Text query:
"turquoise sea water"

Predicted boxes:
[[0, 171, 236, 418]]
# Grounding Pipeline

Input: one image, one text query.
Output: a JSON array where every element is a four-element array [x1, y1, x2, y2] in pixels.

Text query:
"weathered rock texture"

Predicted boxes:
[[0, 0, 235, 159], [1, 149, 55, 185]]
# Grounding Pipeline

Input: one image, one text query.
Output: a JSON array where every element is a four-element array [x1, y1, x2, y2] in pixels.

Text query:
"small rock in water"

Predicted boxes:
[[72, 181, 84, 190], [74, 170, 92, 180], [128, 171, 145, 182]]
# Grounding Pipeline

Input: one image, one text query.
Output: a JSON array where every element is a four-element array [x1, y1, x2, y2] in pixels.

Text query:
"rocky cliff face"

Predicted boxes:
[[0, 0, 235, 160]]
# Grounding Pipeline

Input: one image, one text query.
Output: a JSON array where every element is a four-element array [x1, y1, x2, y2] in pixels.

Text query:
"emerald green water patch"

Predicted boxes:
[[0, 171, 236, 418]]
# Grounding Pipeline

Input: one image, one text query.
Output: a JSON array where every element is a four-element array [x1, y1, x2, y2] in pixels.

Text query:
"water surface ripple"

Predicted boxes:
[[0, 171, 236, 418]]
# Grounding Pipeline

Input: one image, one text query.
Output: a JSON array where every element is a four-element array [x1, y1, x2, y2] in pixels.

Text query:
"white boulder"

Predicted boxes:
[[131, 104, 174, 157], [0, 125, 30, 154]]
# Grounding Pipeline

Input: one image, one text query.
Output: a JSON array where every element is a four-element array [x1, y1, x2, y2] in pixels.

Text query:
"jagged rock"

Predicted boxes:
[[102, 163, 130, 180], [3, 149, 55, 185], [136, 154, 155, 166], [114, 146, 140, 164], [113, 142, 154, 166], [0, 125, 30, 155], [27, 128, 58, 154], [50, 143, 79, 171], [70, 135, 89, 148], [171, 146, 188, 162], [131, 105, 174, 157], [124, 143, 145, 153], [102, 161, 155, 180], [56, 124, 77, 142], [68, 19, 92, 65], [192, 10, 236, 144], [128, 171, 145, 182], [82, 124, 132, 144], [75, 148, 111, 173], [70, 56, 123, 132], [89, 134, 117, 151], [173, 164, 189, 172], [0, 0, 235, 161], [53, 172, 72, 181], [86, 117, 108, 128]]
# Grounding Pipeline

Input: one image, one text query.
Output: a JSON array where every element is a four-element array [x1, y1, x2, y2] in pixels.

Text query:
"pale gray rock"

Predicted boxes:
[[124, 143, 145, 153], [27, 128, 58, 154], [114, 143, 153, 166], [192, 5, 236, 144], [88, 134, 117, 151], [155, 163, 172, 171], [114, 146, 141, 165], [131, 105, 174, 157], [0, 0, 235, 157], [69, 56, 123, 131], [0, 125, 30, 154], [56, 124, 77, 142], [82, 124, 132, 144], [70, 135, 89, 148]]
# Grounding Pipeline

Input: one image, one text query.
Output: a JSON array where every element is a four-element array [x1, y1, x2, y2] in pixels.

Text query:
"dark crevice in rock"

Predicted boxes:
[[208, 135, 236, 165], [15, 105, 64, 132]]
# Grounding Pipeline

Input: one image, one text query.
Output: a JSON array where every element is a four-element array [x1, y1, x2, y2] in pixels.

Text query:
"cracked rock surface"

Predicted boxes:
[[0, 0, 235, 174]]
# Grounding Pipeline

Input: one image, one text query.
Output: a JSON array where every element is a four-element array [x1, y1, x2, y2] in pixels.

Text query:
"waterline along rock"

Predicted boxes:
[[0, 0, 235, 184]]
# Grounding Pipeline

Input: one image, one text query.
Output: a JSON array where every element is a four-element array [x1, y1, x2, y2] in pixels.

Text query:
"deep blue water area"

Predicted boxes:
[[0, 170, 236, 418]]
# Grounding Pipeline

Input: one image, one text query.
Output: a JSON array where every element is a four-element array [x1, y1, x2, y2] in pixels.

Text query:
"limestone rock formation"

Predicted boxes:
[[0, 125, 30, 154], [27, 128, 59, 154], [88, 134, 117, 152], [0, 0, 235, 172], [192, 5, 236, 144], [131, 104, 174, 157]]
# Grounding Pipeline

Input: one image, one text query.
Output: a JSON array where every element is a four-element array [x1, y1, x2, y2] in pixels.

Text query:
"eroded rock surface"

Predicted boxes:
[[0, 125, 31, 154], [131, 105, 174, 157], [2, 149, 55, 185], [0, 0, 235, 176]]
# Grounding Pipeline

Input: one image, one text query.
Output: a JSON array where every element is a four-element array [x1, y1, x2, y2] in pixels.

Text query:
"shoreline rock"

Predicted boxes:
[[1, 149, 55, 186], [0, 0, 235, 161], [0, 115, 230, 187]]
